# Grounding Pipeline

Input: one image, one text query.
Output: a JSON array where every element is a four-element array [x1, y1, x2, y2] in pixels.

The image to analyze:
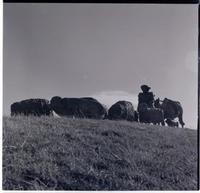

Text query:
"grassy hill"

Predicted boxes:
[[3, 116, 198, 190]]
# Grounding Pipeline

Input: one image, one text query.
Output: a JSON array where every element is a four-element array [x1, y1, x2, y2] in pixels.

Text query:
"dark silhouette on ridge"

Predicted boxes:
[[11, 99, 53, 116], [107, 100, 138, 122], [154, 98, 185, 128]]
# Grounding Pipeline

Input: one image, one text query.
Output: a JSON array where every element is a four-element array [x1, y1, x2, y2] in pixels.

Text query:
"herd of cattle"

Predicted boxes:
[[10, 96, 185, 128]]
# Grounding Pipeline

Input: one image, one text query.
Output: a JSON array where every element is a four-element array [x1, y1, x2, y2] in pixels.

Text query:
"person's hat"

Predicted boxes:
[[141, 85, 151, 91]]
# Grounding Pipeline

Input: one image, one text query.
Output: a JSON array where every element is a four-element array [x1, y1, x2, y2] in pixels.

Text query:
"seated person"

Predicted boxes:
[[138, 85, 154, 108]]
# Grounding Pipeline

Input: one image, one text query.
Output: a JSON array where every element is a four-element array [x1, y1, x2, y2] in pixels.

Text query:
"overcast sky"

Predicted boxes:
[[3, 3, 198, 129]]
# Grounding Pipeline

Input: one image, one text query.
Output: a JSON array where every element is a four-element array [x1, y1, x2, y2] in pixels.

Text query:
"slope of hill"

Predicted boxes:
[[3, 116, 198, 190]]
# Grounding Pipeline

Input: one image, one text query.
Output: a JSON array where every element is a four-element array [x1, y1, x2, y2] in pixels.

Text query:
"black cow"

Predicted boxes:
[[138, 103, 165, 126], [154, 98, 185, 128], [107, 101, 138, 122], [50, 96, 107, 119], [11, 99, 53, 116]]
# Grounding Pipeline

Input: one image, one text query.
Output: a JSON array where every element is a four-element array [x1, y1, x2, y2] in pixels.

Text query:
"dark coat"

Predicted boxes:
[[138, 91, 154, 109]]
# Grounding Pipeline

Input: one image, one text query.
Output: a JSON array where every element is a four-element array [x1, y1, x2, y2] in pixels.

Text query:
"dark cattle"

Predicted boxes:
[[138, 103, 165, 126], [50, 96, 107, 119], [107, 101, 138, 122], [165, 118, 179, 127], [154, 98, 185, 128], [134, 111, 139, 122], [11, 99, 53, 116]]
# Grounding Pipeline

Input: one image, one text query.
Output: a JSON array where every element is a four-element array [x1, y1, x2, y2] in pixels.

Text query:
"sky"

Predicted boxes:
[[3, 3, 198, 129]]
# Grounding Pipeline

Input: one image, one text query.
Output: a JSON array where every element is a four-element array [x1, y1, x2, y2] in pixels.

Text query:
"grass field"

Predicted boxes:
[[3, 116, 198, 190]]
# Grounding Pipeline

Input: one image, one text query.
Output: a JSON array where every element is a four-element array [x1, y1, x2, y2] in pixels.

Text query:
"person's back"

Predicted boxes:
[[138, 91, 154, 108], [138, 85, 154, 108]]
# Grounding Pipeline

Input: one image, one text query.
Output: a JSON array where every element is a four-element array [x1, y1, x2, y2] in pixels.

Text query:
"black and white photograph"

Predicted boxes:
[[3, 2, 198, 190]]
